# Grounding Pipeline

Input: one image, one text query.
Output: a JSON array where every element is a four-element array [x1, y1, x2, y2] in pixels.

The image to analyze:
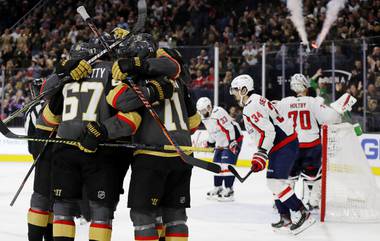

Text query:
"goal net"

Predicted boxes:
[[320, 123, 380, 222]]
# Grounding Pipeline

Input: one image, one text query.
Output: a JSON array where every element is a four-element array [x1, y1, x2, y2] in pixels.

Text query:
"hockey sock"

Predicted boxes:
[[224, 176, 235, 188], [214, 175, 223, 187], [43, 212, 54, 241], [134, 227, 159, 241], [89, 223, 112, 241], [156, 223, 165, 241], [53, 220, 75, 241], [277, 186, 304, 212], [165, 223, 188, 241], [27, 208, 50, 241], [274, 200, 290, 216]]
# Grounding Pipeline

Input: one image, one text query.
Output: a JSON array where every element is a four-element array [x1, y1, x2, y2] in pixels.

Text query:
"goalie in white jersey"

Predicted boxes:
[[275, 73, 356, 210], [230, 74, 315, 234], [196, 97, 243, 201]]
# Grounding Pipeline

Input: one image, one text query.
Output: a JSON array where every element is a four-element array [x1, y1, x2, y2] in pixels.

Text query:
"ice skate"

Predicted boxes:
[[271, 214, 292, 233], [290, 208, 316, 235], [207, 186, 223, 200], [217, 187, 234, 202]]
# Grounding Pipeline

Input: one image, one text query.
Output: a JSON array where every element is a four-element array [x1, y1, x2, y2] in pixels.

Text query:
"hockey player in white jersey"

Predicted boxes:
[[196, 97, 243, 201], [275, 73, 356, 210], [230, 74, 315, 234]]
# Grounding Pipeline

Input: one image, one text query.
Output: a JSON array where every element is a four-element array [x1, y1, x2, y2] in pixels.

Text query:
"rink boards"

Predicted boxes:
[[1, 128, 380, 175]]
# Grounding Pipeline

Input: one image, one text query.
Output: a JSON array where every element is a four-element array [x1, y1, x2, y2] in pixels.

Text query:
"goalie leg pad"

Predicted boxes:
[[130, 208, 159, 241], [162, 208, 188, 241]]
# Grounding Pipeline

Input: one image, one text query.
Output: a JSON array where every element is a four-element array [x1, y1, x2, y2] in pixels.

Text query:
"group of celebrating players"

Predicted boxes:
[[22, 23, 357, 240]]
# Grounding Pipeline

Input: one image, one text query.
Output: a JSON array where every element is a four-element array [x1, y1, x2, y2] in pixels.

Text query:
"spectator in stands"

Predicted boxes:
[[242, 41, 259, 66]]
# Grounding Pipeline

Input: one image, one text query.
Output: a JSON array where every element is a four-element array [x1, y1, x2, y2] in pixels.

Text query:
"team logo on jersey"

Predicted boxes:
[[97, 191, 106, 199], [151, 198, 159, 206], [179, 196, 186, 204]]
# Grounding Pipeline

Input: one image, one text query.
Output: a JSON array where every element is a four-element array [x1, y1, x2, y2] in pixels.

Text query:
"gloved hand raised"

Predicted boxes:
[[112, 57, 144, 81], [56, 59, 92, 81]]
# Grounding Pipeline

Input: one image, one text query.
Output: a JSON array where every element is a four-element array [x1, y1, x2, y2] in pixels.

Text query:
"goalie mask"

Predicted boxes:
[[290, 73, 310, 94]]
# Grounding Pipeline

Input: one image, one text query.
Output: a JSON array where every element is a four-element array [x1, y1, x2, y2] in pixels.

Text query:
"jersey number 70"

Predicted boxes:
[[288, 110, 311, 130]]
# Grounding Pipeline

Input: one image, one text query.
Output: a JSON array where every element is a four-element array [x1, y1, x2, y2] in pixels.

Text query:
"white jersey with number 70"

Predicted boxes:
[[275, 96, 341, 147]]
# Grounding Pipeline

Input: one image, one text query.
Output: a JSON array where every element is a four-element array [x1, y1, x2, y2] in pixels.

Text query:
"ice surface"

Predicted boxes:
[[1, 162, 380, 240]]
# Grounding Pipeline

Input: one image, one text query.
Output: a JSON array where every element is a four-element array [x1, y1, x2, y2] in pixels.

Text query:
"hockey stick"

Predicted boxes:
[[228, 165, 253, 183], [0, 120, 214, 152], [77, 6, 220, 173], [126, 78, 220, 173], [9, 129, 55, 206], [132, 0, 147, 33], [3, 37, 128, 124]]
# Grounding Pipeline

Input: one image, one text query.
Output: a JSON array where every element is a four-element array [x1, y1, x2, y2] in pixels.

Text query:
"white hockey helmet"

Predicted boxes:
[[229, 74, 254, 94], [290, 73, 310, 93], [196, 97, 212, 116]]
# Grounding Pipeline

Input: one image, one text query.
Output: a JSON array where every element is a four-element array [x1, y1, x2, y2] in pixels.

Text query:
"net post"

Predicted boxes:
[[320, 124, 328, 222]]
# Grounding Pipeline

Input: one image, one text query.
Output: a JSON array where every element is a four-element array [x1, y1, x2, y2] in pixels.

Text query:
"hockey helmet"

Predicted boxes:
[[196, 97, 212, 117], [229, 74, 254, 94], [117, 33, 157, 59], [30, 78, 43, 98], [290, 73, 310, 93], [69, 41, 101, 60]]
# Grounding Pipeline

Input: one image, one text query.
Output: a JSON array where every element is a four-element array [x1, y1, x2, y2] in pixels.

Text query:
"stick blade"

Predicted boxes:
[[0, 119, 19, 138], [228, 165, 245, 182], [180, 152, 221, 173]]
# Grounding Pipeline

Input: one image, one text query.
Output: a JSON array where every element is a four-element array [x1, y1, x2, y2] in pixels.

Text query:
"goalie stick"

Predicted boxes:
[[77, 5, 221, 174], [228, 165, 253, 183]]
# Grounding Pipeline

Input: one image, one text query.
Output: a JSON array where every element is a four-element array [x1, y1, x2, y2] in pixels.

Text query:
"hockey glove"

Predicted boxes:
[[251, 149, 268, 172], [228, 140, 239, 155], [111, 27, 130, 39], [146, 78, 174, 102], [56, 59, 92, 81], [78, 122, 108, 153], [112, 57, 145, 80]]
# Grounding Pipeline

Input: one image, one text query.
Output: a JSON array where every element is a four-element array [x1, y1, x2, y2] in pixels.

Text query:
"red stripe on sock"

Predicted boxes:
[[166, 233, 189, 237], [53, 220, 75, 226], [29, 208, 49, 215], [90, 223, 112, 230], [278, 186, 292, 199], [135, 236, 159, 240]]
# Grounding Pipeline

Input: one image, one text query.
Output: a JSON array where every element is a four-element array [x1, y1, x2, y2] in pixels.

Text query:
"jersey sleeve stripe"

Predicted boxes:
[[188, 112, 201, 133], [156, 48, 181, 79], [217, 119, 230, 141], [245, 116, 265, 148], [117, 112, 142, 134], [42, 105, 61, 126], [106, 84, 128, 108]]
